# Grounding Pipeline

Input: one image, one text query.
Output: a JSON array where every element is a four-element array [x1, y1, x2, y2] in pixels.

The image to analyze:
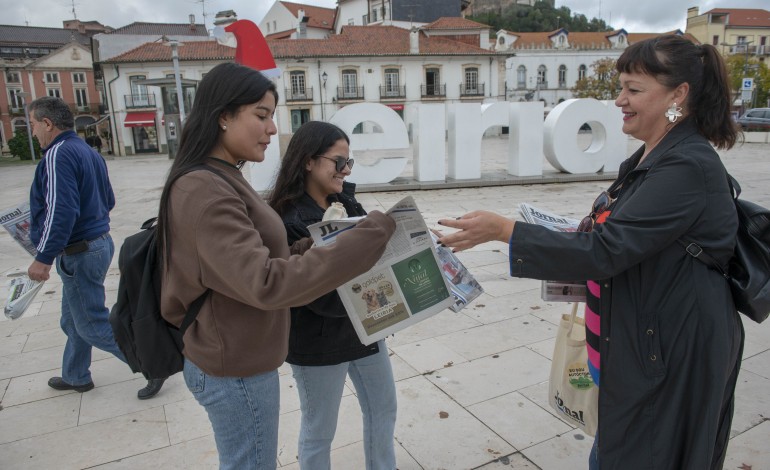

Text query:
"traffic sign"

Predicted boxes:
[[742, 78, 754, 90]]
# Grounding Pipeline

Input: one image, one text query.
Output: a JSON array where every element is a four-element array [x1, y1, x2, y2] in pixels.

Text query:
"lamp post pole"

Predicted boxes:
[[18, 92, 36, 162], [168, 40, 186, 123]]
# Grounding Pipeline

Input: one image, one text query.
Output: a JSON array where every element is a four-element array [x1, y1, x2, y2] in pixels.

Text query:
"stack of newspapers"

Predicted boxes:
[[518, 203, 586, 302]]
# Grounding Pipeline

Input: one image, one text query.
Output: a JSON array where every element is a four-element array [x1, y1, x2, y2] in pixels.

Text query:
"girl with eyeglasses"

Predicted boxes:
[[269, 121, 398, 470], [438, 35, 741, 470]]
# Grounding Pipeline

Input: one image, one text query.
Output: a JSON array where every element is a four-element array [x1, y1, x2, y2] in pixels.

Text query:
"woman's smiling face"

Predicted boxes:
[[615, 71, 680, 146]]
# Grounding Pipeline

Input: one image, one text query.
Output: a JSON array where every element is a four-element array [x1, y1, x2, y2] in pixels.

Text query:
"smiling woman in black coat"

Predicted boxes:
[[438, 35, 741, 470]]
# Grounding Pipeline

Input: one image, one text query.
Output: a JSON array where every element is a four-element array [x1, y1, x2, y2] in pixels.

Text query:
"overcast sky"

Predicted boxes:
[[2, 0, 767, 34]]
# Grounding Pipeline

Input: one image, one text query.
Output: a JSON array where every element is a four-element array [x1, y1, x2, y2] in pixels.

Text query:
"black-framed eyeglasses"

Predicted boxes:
[[577, 191, 614, 233], [317, 155, 354, 172]]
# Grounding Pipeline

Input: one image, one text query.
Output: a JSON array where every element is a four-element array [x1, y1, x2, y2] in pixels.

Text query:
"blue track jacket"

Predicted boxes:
[[29, 130, 114, 265]]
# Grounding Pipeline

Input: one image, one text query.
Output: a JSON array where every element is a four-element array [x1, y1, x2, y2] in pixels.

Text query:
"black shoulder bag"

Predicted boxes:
[[680, 175, 770, 323]]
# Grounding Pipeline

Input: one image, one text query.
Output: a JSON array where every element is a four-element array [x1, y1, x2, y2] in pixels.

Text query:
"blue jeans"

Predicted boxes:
[[589, 434, 599, 470], [184, 359, 280, 470], [56, 234, 126, 385], [291, 340, 397, 470]]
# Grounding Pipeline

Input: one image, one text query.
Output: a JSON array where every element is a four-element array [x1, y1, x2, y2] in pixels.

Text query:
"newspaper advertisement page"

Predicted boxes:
[[0, 202, 36, 257], [431, 233, 484, 312], [5, 276, 45, 320], [518, 203, 586, 302], [309, 196, 454, 345]]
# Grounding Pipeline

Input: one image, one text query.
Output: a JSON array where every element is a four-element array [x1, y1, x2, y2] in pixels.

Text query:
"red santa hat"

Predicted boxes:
[[213, 20, 281, 78]]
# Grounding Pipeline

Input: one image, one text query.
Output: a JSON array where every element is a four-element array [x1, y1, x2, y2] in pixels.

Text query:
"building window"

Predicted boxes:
[[291, 109, 310, 133], [464, 67, 479, 93], [372, 7, 378, 21], [737, 36, 747, 44], [8, 88, 24, 110], [75, 88, 88, 109], [129, 75, 150, 106], [558, 65, 567, 88], [47, 88, 61, 98], [12, 118, 28, 136], [73, 72, 86, 84], [712, 35, 719, 46], [578, 64, 587, 81], [424, 67, 441, 96], [290, 71, 306, 97], [517, 65, 526, 88], [537, 65, 547, 87], [384, 68, 400, 96], [45, 72, 59, 83], [342, 69, 358, 97], [6, 71, 21, 83]]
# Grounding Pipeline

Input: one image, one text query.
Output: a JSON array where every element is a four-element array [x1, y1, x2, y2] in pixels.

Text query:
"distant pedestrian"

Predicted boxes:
[[27, 96, 165, 400]]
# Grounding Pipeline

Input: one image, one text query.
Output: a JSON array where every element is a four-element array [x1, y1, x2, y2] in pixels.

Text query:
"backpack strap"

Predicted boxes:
[[180, 290, 209, 334], [678, 172, 737, 280]]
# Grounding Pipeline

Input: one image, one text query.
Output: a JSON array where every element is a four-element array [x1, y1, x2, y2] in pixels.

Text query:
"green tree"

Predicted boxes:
[[725, 54, 769, 110], [469, 1, 612, 33], [7, 129, 41, 161], [571, 58, 619, 100]]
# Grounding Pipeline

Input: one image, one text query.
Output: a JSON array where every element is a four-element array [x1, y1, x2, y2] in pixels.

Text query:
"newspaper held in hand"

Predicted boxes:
[[0, 202, 36, 257], [431, 233, 484, 312], [5, 276, 45, 320], [518, 203, 586, 303], [308, 196, 455, 345]]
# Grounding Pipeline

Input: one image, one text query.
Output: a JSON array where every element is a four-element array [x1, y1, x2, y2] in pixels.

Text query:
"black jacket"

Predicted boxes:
[[510, 119, 743, 469], [281, 182, 380, 366]]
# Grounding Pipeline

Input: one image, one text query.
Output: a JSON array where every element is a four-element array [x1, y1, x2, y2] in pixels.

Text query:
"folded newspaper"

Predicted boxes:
[[5, 276, 45, 320], [518, 203, 586, 303], [309, 196, 467, 345], [432, 233, 484, 312], [0, 202, 37, 257]]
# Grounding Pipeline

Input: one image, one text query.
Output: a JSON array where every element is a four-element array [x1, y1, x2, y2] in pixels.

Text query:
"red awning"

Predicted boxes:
[[123, 112, 156, 128], [386, 104, 404, 111]]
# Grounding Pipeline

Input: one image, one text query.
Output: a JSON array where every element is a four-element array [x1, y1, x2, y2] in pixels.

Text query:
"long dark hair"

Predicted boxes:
[[616, 34, 738, 149], [157, 62, 278, 266], [268, 121, 349, 216]]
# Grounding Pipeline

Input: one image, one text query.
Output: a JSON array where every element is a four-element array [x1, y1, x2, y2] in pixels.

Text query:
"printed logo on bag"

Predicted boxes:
[[567, 361, 595, 390], [553, 390, 587, 426]]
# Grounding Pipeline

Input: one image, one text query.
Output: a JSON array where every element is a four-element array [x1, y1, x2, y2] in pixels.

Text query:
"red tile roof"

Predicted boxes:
[[423, 17, 490, 30], [269, 26, 498, 57], [503, 29, 695, 49], [105, 26, 502, 64], [705, 8, 770, 27], [281, 1, 336, 30], [107, 22, 209, 36], [105, 41, 234, 63]]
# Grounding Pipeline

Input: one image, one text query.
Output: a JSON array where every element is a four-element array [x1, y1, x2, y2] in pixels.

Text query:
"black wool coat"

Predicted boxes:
[[281, 182, 380, 366], [510, 118, 743, 469]]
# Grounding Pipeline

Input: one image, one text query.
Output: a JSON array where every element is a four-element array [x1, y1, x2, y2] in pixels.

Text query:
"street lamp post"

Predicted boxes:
[[321, 71, 328, 121], [18, 91, 36, 162], [167, 40, 186, 123]]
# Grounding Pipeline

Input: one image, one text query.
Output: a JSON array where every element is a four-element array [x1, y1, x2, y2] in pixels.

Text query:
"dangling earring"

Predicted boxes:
[[665, 102, 682, 123]]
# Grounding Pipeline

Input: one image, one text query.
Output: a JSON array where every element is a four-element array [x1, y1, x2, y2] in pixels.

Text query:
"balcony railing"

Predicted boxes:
[[460, 83, 485, 97], [68, 103, 92, 114], [420, 84, 446, 98], [379, 85, 406, 99], [124, 94, 156, 109], [8, 106, 25, 116], [336, 86, 365, 101], [285, 87, 314, 102]]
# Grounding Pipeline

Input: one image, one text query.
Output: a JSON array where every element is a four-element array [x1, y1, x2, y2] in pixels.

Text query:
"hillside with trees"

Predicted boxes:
[[468, 0, 613, 33]]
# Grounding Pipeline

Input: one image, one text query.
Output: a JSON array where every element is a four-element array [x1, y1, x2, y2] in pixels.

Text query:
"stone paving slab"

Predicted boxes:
[[0, 138, 769, 469]]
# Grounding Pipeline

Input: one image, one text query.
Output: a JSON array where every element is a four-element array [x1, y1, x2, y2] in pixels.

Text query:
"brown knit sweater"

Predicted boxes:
[[160, 161, 395, 377]]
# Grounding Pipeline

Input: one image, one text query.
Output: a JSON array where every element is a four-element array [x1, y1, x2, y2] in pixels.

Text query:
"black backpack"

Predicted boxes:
[[109, 218, 208, 379], [681, 175, 770, 323], [109, 165, 230, 379]]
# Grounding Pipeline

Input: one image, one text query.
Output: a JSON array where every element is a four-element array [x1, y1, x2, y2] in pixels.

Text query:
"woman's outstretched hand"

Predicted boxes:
[[437, 211, 515, 252]]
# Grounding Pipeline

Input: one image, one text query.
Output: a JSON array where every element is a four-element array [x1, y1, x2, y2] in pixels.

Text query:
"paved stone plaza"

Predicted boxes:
[[1, 137, 769, 469]]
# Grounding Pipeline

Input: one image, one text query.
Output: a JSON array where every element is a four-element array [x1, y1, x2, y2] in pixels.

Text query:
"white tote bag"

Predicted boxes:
[[548, 302, 598, 436]]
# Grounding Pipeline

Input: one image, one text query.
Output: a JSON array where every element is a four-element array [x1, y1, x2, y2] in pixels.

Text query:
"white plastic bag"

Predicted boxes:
[[5, 276, 45, 320]]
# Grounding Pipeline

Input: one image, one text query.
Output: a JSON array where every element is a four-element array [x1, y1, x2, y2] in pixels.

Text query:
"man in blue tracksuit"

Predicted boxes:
[[27, 97, 164, 399]]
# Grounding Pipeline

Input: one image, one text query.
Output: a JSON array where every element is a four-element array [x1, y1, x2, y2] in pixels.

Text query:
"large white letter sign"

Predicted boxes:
[[248, 135, 281, 191], [448, 102, 513, 180], [329, 103, 409, 184], [543, 99, 627, 174], [412, 103, 446, 181], [508, 101, 544, 176]]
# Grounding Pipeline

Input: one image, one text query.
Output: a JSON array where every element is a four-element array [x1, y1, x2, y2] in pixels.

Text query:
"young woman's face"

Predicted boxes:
[[305, 138, 352, 203], [216, 93, 277, 165]]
